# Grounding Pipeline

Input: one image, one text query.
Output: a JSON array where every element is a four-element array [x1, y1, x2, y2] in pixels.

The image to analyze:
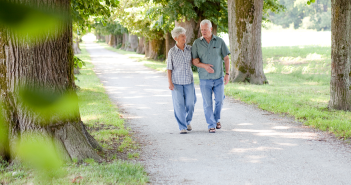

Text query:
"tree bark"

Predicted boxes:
[[329, 0, 351, 110], [144, 40, 150, 58], [165, 32, 175, 59], [126, 35, 138, 52], [108, 34, 116, 47], [228, 0, 267, 84], [116, 34, 122, 48], [136, 37, 145, 54], [148, 38, 165, 60], [121, 33, 129, 50], [0, 0, 101, 163], [73, 36, 81, 54]]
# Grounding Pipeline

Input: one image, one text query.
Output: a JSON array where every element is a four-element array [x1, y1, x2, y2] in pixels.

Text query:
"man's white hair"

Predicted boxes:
[[200, 19, 212, 28], [171, 27, 186, 39]]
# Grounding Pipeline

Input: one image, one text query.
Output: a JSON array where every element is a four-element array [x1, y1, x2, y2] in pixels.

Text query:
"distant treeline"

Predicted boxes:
[[269, 0, 331, 31]]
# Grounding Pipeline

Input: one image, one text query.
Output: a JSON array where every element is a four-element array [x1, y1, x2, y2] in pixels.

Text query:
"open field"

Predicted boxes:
[[0, 45, 148, 185], [99, 42, 351, 139]]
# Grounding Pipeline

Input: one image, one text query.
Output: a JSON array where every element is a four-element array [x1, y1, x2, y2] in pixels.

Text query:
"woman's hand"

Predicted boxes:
[[169, 83, 174, 90]]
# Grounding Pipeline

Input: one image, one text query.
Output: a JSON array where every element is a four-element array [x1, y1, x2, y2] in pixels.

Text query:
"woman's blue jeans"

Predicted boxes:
[[199, 77, 225, 129], [171, 83, 197, 130]]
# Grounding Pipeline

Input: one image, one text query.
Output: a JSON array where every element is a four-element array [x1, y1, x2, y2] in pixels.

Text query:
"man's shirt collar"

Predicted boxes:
[[200, 34, 217, 41]]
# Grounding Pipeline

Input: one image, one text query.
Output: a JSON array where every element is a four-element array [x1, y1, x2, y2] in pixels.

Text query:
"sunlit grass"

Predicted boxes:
[[102, 43, 351, 139]]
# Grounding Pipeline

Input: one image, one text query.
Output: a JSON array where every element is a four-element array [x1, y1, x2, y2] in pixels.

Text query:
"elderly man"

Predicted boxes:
[[192, 19, 230, 133], [167, 27, 197, 134]]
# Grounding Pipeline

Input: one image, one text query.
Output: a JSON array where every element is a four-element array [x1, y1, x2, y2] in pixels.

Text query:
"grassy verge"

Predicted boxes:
[[100, 42, 351, 139], [0, 44, 148, 185]]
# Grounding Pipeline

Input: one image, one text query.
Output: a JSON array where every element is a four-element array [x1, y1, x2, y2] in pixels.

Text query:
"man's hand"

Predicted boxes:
[[169, 83, 174, 90], [205, 64, 214, 73], [224, 74, 229, 85]]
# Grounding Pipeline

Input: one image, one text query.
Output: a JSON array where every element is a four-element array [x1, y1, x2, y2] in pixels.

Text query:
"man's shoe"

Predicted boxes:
[[180, 129, 188, 134], [216, 122, 221, 129], [187, 125, 192, 131]]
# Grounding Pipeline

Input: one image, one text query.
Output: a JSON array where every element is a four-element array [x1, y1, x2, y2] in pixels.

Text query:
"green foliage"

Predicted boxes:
[[74, 56, 86, 69], [18, 86, 78, 124], [72, 0, 119, 34], [94, 20, 127, 36], [0, 1, 67, 42], [269, 0, 331, 31], [16, 134, 65, 182]]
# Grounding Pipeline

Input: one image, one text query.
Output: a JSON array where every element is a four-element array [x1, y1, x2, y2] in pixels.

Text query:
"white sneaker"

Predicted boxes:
[[187, 125, 192, 131], [180, 129, 187, 134]]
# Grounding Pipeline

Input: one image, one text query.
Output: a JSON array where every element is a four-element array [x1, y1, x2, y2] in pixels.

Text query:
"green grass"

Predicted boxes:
[[0, 44, 148, 185], [102, 43, 351, 139]]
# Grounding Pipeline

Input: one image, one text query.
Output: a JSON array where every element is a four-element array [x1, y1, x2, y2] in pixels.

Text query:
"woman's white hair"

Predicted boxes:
[[171, 27, 186, 39], [200, 19, 212, 28]]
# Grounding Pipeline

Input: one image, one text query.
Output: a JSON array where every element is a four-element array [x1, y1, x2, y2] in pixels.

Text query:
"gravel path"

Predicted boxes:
[[85, 42, 351, 185]]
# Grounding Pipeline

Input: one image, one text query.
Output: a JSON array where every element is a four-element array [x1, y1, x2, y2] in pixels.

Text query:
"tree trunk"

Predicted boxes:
[[228, 0, 267, 84], [165, 32, 175, 59], [121, 33, 129, 50], [0, 0, 101, 163], [105, 35, 109, 44], [126, 35, 138, 52], [116, 34, 122, 48], [108, 34, 116, 47], [148, 39, 165, 60], [73, 36, 81, 54], [144, 40, 150, 58], [136, 37, 145, 54], [329, 0, 351, 110]]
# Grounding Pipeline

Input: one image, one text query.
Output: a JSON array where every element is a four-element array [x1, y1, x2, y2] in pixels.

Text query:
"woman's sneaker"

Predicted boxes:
[[187, 125, 192, 131], [180, 129, 188, 134]]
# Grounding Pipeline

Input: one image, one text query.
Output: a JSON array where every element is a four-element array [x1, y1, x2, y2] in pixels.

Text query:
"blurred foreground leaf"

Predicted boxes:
[[16, 133, 65, 181], [19, 87, 78, 124], [0, 1, 68, 41]]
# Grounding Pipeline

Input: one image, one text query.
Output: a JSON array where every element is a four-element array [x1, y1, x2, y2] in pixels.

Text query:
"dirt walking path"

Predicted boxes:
[[85, 42, 351, 185]]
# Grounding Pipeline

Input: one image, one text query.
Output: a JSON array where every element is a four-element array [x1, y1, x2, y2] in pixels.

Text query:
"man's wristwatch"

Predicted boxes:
[[225, 73, 229, 75]]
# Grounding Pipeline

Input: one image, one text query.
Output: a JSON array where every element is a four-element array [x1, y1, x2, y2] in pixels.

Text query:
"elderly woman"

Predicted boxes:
[[167, 27, 196, 134]]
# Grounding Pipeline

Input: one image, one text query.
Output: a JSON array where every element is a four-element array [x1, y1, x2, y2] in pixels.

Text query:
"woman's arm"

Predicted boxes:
[[167, 70, 174, 90], [192, 58, 214, 73]]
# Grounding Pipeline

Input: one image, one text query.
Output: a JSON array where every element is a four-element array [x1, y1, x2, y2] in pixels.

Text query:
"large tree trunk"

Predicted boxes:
[[116, 34, 122, 48], [108, 34, 116, 47], [136, 37, 145, 54], [228, 0, 267, 84], [105, 35, 109, 44], [144, 40, 150, 58], [165, 32, 175, 59], [73, 36, 81, 54], [0, 0, 101, 163], [121, 33, 129, 50], [126, 35, 138, 52], [329, 0, 351, 110], [148, 38, 165, 60]]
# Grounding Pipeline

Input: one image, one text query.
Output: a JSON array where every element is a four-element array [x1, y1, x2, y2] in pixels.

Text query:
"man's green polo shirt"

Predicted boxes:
[[191, 34, 230, 80]]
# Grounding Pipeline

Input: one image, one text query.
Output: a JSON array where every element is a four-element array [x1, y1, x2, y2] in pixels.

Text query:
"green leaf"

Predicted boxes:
[[0, 1, 68, 41]]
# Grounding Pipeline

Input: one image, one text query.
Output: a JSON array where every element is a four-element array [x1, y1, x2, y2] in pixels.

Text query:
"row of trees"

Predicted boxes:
[[0, 0, 351, 166], [95, 0, 351, 110]]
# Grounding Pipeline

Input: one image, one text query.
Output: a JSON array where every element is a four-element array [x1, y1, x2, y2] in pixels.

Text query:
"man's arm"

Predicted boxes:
[[192, 58, 214, 73], [167, 70, 174, 90], [223, 55, 230, 85]]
